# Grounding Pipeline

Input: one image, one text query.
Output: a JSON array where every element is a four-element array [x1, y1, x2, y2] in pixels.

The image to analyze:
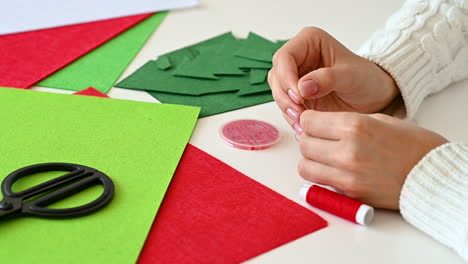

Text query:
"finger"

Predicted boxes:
[[300, 110, 358, 140], [282, 112, 294, 129], [274, 27, 323, 73], [283, 112, 305, 135], [271, 49, 302, 104], [298, 66, 356, 100], [299, 135, 341, 167], [272, 28, 324, 103], [269, 70, 305, 114], [298, 158, 350, 191]]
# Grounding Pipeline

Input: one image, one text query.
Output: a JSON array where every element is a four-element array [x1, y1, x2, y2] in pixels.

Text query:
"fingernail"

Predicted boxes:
[[294, 133, 301, 142], [286, 108, 299, 122], [293, 122, 302, 135], [299, 80, 319, 97], [288, 89, 302, 104]]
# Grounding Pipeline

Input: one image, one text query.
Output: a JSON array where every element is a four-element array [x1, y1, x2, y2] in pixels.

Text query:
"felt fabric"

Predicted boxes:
[[237, 81, 272, 96], [156, 56, 172, 70], [117, 60, 241, 95], [150, 90, 273, 118], [138, 144, 328, 263], [174, 39, 246, 77], [74, 87, 110, 98], [0, 88, 199, 264], [158, 32, 235, 66], [37, 13, 167, 93], [237, 58, 272, 69], [116, 32, 285, 117], [0, 13, 151, 89], [249, 68, 269, 84], [116, 33, 266, 95], [172, 58, 220, 80], [234, 32, 279, 62]]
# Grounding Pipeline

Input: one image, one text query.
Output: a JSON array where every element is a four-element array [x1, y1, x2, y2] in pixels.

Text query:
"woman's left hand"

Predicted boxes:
[[297, 110, 448, 209]]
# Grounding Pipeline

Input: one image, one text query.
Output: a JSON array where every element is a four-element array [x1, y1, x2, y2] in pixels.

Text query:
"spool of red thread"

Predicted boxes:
[[299, 183, 374, 226]]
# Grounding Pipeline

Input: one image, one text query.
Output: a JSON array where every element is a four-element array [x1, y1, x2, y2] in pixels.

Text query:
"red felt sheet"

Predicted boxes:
[[0, 14, 151, 89], [71, 89, 326, 262], [74, 87, 110, 98], [138, 144, 327, 263]]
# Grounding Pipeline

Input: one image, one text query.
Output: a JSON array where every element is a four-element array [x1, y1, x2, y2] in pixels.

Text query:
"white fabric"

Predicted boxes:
[[358, 0, 468, 261]]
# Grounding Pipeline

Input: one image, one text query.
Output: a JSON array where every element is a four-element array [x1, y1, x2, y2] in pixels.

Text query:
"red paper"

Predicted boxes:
[[0, 14, 151, 89], [138, 145, 327, 263], [74, 87, 110, 98]]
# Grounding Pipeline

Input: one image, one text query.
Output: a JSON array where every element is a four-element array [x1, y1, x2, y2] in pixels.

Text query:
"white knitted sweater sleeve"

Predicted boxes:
[[357, 0, 468, 261]]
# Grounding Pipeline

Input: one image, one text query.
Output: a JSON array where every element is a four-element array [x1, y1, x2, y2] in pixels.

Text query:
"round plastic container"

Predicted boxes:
[[219, 119, 280, 150]]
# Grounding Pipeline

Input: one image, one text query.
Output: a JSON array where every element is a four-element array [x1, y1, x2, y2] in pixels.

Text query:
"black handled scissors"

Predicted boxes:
[[0, 163, 114, 220]]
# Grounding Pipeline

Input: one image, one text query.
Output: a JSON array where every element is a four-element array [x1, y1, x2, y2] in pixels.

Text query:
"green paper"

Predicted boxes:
[[37, 13, 168, 93], [0, 88, 199, 264], [234, 32, 279, 62], [150, 90, 273, 118], [249, 68, 269, 84], [117, 60, 241, 95], [156, 56, 172, 70]]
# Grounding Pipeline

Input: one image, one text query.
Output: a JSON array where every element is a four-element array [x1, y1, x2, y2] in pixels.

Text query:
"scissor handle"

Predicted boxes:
[[0, 163, 114, 219]]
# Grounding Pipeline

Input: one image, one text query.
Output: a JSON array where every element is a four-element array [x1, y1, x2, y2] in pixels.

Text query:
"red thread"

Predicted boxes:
[[306, 185, 362, 224]]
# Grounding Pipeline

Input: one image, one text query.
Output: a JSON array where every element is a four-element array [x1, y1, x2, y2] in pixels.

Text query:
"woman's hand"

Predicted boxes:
[[297, 110, 448, 209], [268, 27, 400, 133]]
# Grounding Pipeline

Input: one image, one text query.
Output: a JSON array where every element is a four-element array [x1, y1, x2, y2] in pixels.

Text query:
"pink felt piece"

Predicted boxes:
[[74, 87, 110, 98], [138, 144, 327, 263], [0, 14, 151, 89]]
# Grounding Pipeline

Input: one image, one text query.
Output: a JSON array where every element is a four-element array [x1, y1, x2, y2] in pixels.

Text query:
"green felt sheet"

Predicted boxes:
[[116, 31, 286, 117], [117, 60, 241, 95], [0, 88, 199, 264], [37, 12, 168, 93], [249, 68, 269, 84], [159, 32, 236, 66], [174, 38, 246, 77], [234, 32, 279, 62], [156, 56, 172, 70], [150, 90, 273, 118], [117, 33, 245, 95], [173, 52, 245, 78], [172, 58, 220, 79], [237, 57, 272, 69], [236, 81, 272, 96]]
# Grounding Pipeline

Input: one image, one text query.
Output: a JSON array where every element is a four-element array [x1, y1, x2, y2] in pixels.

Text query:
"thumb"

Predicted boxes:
[[298, 66, 349, 100]]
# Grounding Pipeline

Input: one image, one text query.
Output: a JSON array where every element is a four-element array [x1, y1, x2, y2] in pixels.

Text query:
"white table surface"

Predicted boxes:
[[33, 0, 467, 263]]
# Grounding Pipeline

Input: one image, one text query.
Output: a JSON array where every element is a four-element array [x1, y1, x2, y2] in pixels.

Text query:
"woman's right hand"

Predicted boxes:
[[268, 27, 400, 133]]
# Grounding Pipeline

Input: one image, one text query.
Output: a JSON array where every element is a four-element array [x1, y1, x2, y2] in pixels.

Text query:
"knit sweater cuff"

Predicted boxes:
[[400, 142, 468, 261], [357, 0, 468, 119], [358, 30, 431, 119]]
